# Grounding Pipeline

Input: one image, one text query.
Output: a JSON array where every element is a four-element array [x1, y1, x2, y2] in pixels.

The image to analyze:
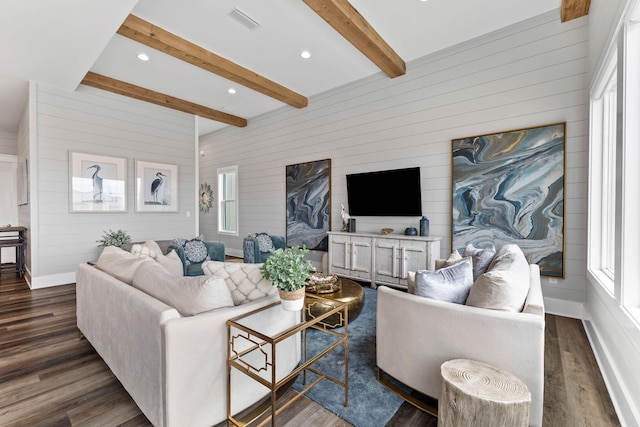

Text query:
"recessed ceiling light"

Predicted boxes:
[[228, 88, 236, 94], [300, 50, 311, 59], [137, 53, 149, 61]]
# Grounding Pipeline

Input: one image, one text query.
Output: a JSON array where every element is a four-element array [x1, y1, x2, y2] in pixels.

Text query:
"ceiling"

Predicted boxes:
[[1, 0, 575, 137]]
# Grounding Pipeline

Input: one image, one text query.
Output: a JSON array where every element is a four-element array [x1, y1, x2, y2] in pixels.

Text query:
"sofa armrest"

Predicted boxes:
[[376, 285, 545, 426], [76, 263, 181, 427]]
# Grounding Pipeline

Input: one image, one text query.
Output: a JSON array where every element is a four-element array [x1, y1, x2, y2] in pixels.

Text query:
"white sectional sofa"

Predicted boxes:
[[376, 244, 545, 426], [76, 245, 300, 427]]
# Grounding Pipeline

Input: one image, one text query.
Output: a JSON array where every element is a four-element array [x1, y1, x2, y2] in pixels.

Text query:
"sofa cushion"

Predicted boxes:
[[96, 246, 151, 285], [131, 240, 183, 277], [466, 244, 530, 312], [414, 258, 474, 304], [131, 261, 234, 316], [201, 261, 277, 305], [463, 243, 497, 281]]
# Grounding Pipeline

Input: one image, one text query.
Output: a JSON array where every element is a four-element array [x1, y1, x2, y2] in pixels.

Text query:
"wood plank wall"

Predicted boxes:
[[0, 129, 17, 155], [200, 10, 589, 305], [30, 84, 198, 285]]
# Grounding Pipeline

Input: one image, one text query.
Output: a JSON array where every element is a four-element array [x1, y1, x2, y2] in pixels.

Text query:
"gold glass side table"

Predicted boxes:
[[227, 294, 349, 426]]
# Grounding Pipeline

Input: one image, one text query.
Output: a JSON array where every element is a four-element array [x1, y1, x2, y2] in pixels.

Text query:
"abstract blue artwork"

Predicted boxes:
[[286, 159, 331, 251], [452, 123, 565, 277]]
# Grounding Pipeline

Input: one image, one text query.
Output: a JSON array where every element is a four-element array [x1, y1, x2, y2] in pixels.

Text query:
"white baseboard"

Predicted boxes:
[[30, 271, 76, 289], [583, 316, 640, 427], [543, 297, 585, 319], [226, 248, 243, 258]]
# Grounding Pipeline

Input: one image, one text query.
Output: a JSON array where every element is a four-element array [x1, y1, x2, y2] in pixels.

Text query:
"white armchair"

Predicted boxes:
[[376, 264, 545, 426]]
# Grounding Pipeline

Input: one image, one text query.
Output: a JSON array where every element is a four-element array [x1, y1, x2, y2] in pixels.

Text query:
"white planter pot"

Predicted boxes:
[[279, 288, 305, 311]]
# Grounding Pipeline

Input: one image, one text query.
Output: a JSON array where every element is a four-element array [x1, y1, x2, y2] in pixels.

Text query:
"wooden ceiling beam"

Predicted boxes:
[[117, 14, 307, 109], [561, 0, 591, 22], [302, 0, 405, 78], [81, 72, 247, 127]]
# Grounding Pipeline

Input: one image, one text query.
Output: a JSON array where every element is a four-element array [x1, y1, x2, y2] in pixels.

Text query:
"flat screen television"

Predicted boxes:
[[346, 167, 422, 216]]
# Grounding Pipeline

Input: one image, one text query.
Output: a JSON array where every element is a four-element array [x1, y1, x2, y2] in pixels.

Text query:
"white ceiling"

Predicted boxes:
[[0, 0, 562, 137]]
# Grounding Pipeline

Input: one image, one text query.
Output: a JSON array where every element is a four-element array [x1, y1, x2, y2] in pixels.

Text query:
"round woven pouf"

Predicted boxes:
[[438, 359, 531, 427]]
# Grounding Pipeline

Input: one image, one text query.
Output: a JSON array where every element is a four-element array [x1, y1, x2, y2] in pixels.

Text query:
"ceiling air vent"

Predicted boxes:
[[229, 8, 261, 31]]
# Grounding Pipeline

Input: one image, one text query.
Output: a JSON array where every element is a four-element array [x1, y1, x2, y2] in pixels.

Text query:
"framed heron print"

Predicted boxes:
[[452, 122, 566, 277], [69, 151, 126, 212], [135, 160, 178, 212]]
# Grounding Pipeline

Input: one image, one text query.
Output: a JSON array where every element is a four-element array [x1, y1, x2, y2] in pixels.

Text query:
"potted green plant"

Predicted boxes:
[[260, 245, 315, 311], [97, 229, 132, 248]]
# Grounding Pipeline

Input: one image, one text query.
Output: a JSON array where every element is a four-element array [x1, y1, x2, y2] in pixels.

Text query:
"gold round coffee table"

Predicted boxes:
[[305, 277, 365, 328]]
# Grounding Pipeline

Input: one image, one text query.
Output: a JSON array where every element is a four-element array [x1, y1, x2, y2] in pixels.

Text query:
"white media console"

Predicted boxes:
[[327, 231, 442, 289]]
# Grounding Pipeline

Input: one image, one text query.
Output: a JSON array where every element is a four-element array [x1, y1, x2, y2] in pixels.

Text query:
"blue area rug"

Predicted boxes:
[[293, 287, 404, 427]]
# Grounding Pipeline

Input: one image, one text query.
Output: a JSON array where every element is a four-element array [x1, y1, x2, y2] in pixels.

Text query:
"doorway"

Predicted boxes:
[[0, 155, 18, 263]]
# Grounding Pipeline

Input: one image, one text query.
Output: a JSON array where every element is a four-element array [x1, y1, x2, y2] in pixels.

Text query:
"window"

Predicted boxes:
[[601, 67, 617, 281], [589, 52, 617, 293], [588, 0, 640, 313], [218, 165, 238, 235]]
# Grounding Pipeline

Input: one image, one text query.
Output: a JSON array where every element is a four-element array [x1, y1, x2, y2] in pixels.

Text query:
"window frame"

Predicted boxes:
[[217, 165, 238, 236], [588, 1, 640, 319]]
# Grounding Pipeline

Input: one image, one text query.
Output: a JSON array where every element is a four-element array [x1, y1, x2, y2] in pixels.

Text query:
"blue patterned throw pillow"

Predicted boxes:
[[255, 233, 274, 253], [183, 238, 208, 264]]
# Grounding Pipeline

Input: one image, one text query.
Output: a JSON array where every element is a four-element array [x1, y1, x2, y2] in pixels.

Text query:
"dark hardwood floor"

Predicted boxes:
[[0, 272, 620, 426]]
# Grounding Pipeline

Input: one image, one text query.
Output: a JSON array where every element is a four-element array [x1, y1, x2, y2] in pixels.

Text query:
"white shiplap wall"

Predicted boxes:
[[0, 129, 17, 155], [200, 10, 589, 306], [32, 83, 198, 287]]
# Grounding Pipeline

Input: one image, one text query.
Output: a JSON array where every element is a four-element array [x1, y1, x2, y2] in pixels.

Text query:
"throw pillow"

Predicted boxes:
[[201, 260, 277, 305], [442, 250, 463, 266], [408, 251, 469, 294], [131, 240, 184, 277], [463, 243, 497, 281], [95, 246, 151, 285], [179, 237, 208, 264], [414, 258, 474, 304], [131, 261, 234, 316], [254, 232, 275, 253], [466, 244, 531, 312]]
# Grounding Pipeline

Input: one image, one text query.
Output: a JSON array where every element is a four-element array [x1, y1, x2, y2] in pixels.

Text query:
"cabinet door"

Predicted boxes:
[[350, 236, 372, 279], [328, 235, 351, 276], [374, 238, 399, 284], [399, 240, 429, 283]]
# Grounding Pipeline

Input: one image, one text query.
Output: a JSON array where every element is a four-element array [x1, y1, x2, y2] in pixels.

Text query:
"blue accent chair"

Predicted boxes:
[[170, 241, 225, 276], [243, 234, 286, 263]]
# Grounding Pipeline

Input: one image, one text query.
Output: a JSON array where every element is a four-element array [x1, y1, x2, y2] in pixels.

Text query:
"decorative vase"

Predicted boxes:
[[279, 288, 306, 311], [404, 227, 418, 236], [419, 216, 430, 237]]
